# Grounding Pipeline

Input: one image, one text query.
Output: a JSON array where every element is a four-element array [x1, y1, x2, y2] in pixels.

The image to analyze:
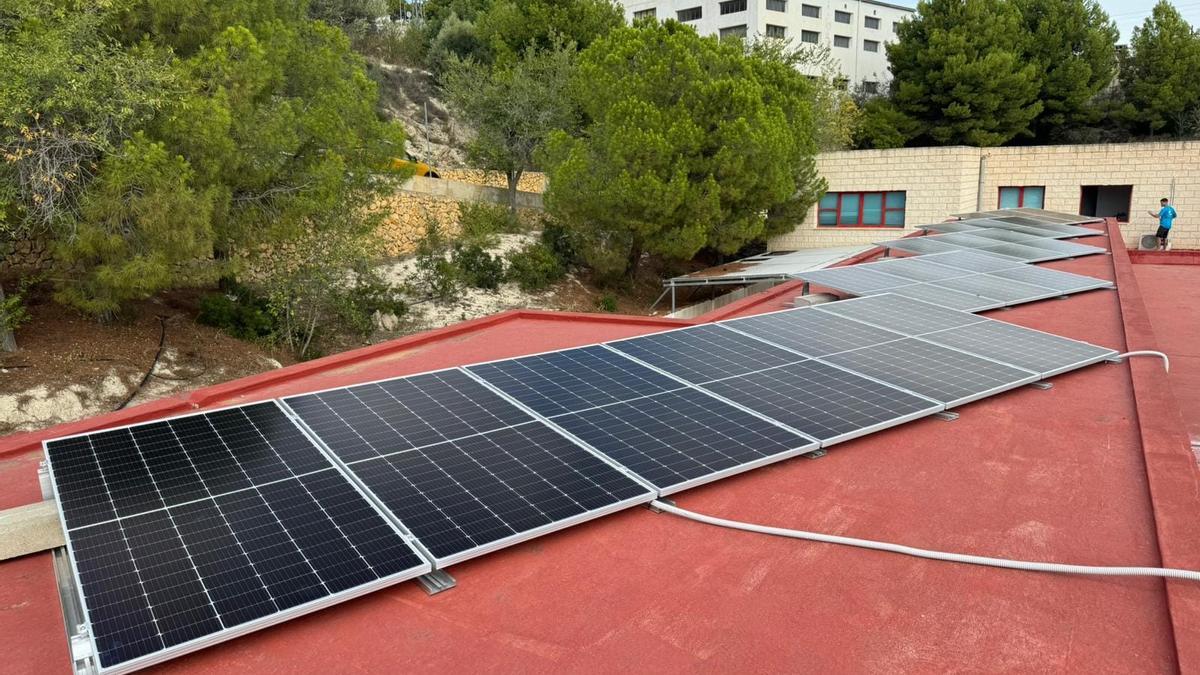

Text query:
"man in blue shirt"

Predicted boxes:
[[1148, 197, 1178, 251]]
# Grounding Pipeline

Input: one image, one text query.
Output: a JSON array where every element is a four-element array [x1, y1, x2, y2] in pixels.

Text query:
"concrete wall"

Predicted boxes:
[[771, 141, 1200, 251], [400, 175, 544, 210]]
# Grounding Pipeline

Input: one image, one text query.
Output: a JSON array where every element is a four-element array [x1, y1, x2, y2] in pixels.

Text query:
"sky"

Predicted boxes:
[[1098, 0, 1200, 43]]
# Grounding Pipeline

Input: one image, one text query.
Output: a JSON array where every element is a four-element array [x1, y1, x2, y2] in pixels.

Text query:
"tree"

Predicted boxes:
[[542, 21, 823, 280], [444, 42, 578, 211], [1120, 1, 1200, 137], [1015, 0, 1118, 143], [886, 0, 1043, 146], [475, 0, 623, 65]]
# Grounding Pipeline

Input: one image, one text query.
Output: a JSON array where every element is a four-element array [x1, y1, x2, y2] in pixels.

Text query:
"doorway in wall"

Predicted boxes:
[[1080, 185, 1133, 222]]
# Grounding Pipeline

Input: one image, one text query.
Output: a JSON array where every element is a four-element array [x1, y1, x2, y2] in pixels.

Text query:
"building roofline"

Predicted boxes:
[[861, 0, 917, 13]]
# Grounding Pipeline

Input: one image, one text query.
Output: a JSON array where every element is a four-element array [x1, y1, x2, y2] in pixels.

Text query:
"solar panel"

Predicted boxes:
[[877, 237, 967, 256], [866, 283, 1004, 312], [927, 233, 1014, 249], [822, 338, 1039, 407], [936, 275, 1062, 304], [952, 217, 1104, 239], [1013, 237, 1108, 258], [986, 266, 1113, 293], [955, 208, 1102, 226], [792, 266, 913, 294], [993, 215, 1078, 229], [918, 322, 1118, 378], [606, 323, 802, 384], [918, 221, 988, 234], [549, 387, 817, 494], [44, 402, 430, 672], [977, 242, 1067, 262], [284, 370, 654, 565], [959, 229, 1047, 244], [866, 257, 975, 282], [813, 293, 988, 336], [700, 360, 942, 445], [466, 345, 682, 417], [722, 307, 907, 357], [920, 251, 1027, 273]]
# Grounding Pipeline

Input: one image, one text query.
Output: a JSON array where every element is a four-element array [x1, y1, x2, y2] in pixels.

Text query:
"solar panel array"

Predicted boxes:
[[878, 232, 1107, 263], [793, 250, 1113, 312], [43, 204, 1121, 674]]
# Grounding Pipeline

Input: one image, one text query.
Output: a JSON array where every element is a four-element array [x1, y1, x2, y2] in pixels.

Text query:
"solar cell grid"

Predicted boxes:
[[283, 370, 531, 463], [918, 250, 1026, 273], [986, 266, 1113, 293], [722, 308, 906, 357], [960, 229, 1047, 244], [822, 338, 1039, 407], [606, 324, 803, 384], [918, 221, 987, 234], [918, 321, 1118, 377], [865, 257, 974, 282], [877, 237, 966, 256], [700, 360, 942, 444], [1012, 237, 1107, 257], [978, 242, 1064, 262], [927, 233, 1013, 249], [550, 387, 816, 494], [813, 293, 988, 336], [466, 345, 683, 417], [792, 266, 913, 294], [864, 283, 1002, 312], [45, 403, 428, 672], [936, 275, 1061, 304]]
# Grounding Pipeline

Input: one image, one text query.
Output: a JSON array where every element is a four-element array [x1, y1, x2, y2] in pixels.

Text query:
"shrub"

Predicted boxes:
[[334, 269, 409, 336], [459, 202, 521, 245], [198, 283, 277, 340], [595, 293, 618, 313], [505, 242, 564, 292], [539, 217, 578, 267], [411, 220, 461, 300], [451, 243, 506, 291]]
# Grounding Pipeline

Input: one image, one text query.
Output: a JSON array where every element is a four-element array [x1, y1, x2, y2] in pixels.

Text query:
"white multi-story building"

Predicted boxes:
[[617, 0, 915, 90]]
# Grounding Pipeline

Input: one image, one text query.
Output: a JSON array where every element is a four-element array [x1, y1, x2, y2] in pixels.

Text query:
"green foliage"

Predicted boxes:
[[539, 217, 578, 267], [198, 283, 277, 340], [854, 98, 921, 149], [543, 21, 823, 280], [886, 0, 1043, 146], [1120, 1, 1200, 137], [451, 242, 506, 290], [54, 134, 214, 319], [458, 201, 521, 245], [333, 267, 409, 336], [0, 274, 40, 336], [1014, 0, 1118, 142], [411, 220, 462, 300], [475, 0, 623, 66], [505, 242, 564, 291], [594, 293, 617, 313], [444, 42, 579, 211], [427, 11, 489, 73]]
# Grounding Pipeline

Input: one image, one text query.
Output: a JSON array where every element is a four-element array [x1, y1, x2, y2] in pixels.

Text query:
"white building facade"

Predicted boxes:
[[617, 0, 914, 89]]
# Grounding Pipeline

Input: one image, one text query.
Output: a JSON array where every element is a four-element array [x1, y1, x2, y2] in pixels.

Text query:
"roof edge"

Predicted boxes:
[[1109, 219, 1200, 671]]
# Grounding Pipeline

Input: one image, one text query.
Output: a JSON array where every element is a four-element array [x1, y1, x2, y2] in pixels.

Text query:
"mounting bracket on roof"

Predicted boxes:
[[648, 498, 676, 514], [1030, 382, 1054, 390], [418, 570, 457, 596], [935, 411, 960, 421], [803, 449, 828, 460]]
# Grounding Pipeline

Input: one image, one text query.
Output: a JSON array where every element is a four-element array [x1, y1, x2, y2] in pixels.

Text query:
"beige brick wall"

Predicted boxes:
[[771, 141, 1200, 251]]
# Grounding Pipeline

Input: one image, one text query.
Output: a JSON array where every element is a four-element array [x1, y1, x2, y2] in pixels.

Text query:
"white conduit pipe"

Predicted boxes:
[[1117, 350, 1170, 373], [651, 500, 1200, 582]]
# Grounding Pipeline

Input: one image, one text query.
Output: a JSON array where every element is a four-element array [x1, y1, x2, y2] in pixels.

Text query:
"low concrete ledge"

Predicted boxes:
[[0, 500, 64, 561], [400, 175, 544, 210]]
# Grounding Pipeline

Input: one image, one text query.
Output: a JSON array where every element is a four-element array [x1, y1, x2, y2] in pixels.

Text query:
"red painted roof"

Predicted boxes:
[[3, 221, 1200, 674]]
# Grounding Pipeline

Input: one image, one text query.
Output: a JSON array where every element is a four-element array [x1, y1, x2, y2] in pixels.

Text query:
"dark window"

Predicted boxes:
[[864, 39, 879, 52], [720, 24, 748, 38], [893, 21, 902, 32], [633, 8, 656, 20], [834, 35, 851, 48], [999, 186, 1045, 209], [802, 3, 820, 17], [1079, 185, 1132, 222], [677, 6, 702, 21], [766, 24, 787, 38], [865, 16, 880, 29], [862, 81, 879, 94], [719, 0, 747, 14], [819, 191, 906, 227], [835, 10, 852, 23], [767, 0, 787, 11], [801, 30, 820, 43]]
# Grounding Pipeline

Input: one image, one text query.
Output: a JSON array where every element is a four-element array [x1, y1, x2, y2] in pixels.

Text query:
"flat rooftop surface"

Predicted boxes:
[[2, 223, 1199, 673]]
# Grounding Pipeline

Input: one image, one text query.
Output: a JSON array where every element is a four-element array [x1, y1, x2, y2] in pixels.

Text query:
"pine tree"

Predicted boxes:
[[886, 0, 1043, 146], [1120, 1, 1200, 137]]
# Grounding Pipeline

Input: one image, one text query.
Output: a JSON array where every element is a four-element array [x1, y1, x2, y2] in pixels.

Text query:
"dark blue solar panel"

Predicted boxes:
[[607, 324, 803, 383], [550, 387, 815, 493], [700, 361, 942, 443], [723, 308, 905, 357], [467, 345, 683, 417], [45, 403, 426, 672]]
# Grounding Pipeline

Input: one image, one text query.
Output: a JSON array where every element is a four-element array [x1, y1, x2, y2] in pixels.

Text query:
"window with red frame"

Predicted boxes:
[[998, 186, 1045, 209], [818, 191, 906, 227]]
